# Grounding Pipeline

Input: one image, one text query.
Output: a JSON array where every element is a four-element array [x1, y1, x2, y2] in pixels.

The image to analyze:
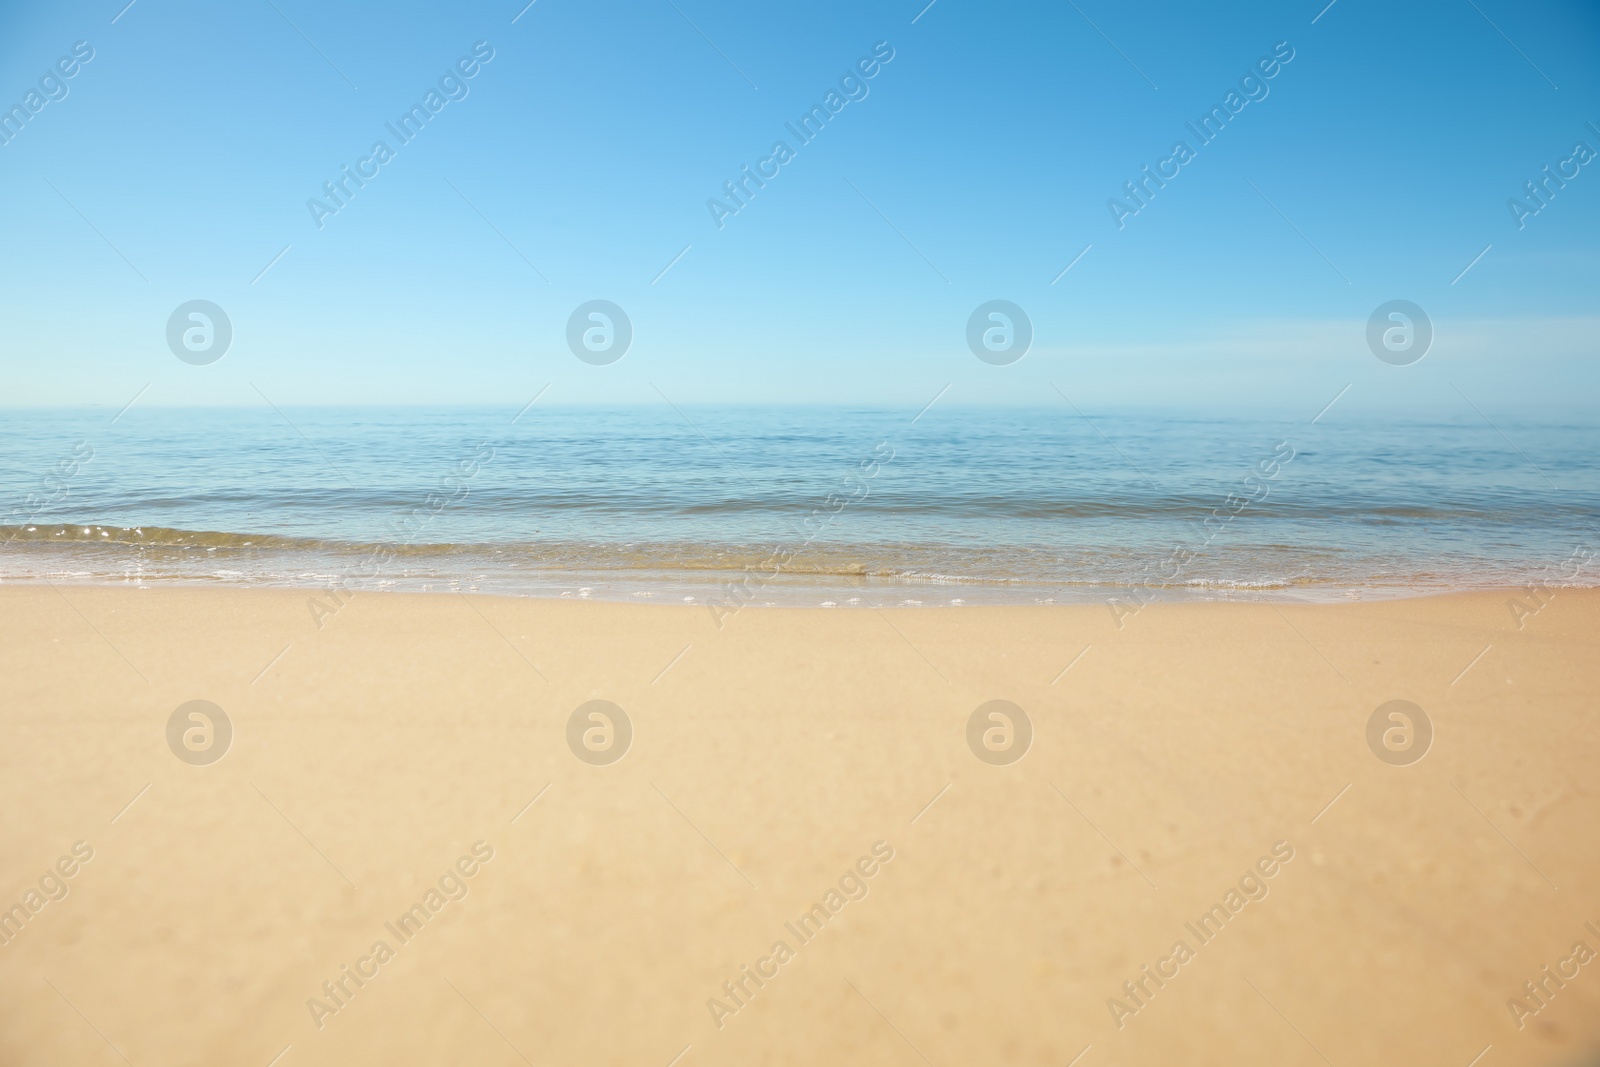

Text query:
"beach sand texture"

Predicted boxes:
[[1, 584, 1597, 1066]]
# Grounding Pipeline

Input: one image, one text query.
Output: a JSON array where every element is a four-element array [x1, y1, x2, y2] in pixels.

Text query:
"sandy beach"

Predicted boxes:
[[7, 0, 1597, 1059], [0, 584, 1596, 1066]]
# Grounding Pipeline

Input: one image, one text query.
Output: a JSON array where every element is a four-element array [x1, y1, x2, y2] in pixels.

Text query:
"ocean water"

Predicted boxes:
[[2, 405, 1596, 606]]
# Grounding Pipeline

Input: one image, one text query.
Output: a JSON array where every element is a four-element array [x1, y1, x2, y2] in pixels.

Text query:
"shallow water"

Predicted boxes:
[[2, 405, 1596, 605]]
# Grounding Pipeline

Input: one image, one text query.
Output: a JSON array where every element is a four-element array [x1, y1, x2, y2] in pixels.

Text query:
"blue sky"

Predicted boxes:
[[1, 0, 1597, 412]]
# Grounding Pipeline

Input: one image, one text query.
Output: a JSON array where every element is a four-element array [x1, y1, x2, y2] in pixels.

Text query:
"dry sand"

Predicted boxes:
[[1, 583, 1597, 1066]]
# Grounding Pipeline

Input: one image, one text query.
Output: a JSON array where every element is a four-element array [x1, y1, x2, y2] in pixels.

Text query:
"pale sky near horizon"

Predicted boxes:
[[1, 0, 1597, 415]]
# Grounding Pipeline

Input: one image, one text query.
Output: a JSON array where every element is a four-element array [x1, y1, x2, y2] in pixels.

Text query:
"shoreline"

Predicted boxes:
[[7, 510, 1596, 611], [2, 572, 1593, 610]]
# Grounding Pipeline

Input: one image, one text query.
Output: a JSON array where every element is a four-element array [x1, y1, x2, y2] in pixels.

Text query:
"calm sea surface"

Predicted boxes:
[[2, 406, 1596, 605]]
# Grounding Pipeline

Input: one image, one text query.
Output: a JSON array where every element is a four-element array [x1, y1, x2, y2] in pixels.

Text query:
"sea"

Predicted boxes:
[[2, 405, 1596, 607]]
